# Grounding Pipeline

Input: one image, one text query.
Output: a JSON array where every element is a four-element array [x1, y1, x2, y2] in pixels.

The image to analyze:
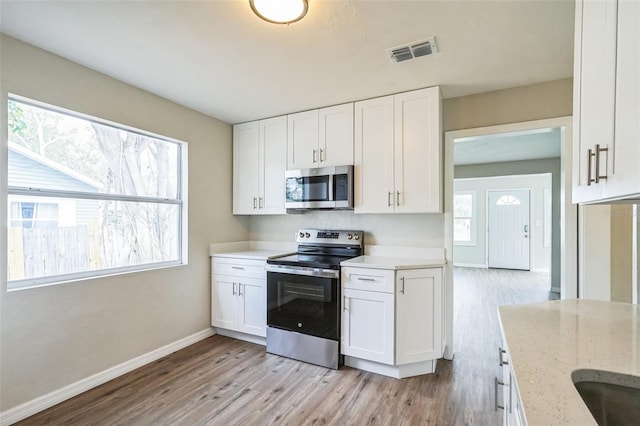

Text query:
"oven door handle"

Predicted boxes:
[[265, 264, 339, 279]]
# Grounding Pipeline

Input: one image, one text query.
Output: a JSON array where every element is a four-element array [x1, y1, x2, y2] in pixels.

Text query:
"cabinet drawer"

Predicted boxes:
[[213, 258, 266, 279], [342, 267, 395, 293]]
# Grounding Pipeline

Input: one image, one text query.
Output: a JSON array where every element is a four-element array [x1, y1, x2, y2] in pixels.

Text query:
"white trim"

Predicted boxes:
[[0, 328, 215, 426], [344, 356, 437, 379], [214, 328, 266, 346]]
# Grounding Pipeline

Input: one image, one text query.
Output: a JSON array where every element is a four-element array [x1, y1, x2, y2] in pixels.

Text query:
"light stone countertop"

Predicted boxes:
[[498, 299, 640, 426], [209, 241, 296, 259], [211, 250, 294, 261], [340, 255, 446, 270]]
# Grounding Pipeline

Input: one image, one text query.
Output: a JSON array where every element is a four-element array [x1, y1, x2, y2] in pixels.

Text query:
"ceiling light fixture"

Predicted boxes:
[[250, 0, 309, 24]]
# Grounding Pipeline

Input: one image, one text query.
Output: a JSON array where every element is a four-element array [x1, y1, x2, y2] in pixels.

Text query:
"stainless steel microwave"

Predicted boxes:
[[285, 165, 353, 210]]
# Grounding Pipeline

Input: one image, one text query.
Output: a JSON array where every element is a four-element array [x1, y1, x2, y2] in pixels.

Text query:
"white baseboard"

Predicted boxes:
[[214, 328, 266, 346], [0, 328, 215, 426], [344, 356, 437, 379]]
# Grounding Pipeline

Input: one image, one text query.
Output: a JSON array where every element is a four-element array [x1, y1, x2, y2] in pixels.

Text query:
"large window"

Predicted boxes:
[[453, 191, 476, 246], [6, 96, 187, 290]]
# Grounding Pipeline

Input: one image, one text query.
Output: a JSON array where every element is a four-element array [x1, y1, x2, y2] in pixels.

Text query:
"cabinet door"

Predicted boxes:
[[354, 95, 395, 213], [233, 122, 260, 214], [606, 0, 640, 200], [396, 268, 443, 365], [287, 110, 319, 170], [238, 277, 266, 337], [572, 0, 617, 202], [259, 116, 287, 214], [341, 288, 394, 364], [212, 275, 239, 330], [394, 87, 442, 213], [319, 103, 354, 167]]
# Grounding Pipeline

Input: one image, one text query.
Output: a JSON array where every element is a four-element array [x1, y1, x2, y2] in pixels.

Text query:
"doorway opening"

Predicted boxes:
[[443, 116, 577, 360]]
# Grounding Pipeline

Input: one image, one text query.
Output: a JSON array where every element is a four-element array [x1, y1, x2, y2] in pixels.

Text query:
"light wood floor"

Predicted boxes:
[[17, 268, 558, 426]]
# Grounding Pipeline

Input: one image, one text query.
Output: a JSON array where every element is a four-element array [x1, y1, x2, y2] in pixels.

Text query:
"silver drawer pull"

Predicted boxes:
[[498, 347, 509, 366], [495, 377, 506, 411], [357, 277, 376, 282], [231, 266, 245, 270]]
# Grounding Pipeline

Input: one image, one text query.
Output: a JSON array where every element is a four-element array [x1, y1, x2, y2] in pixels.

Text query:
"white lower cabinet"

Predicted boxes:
[[342, 288, 394, 364], [341, 266, 444, 378], [498, 345, 525, 426], [212, 257, 267, 338]]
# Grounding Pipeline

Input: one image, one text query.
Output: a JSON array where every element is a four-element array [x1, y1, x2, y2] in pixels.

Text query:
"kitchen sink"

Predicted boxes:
[[571, 369, 640, 426]]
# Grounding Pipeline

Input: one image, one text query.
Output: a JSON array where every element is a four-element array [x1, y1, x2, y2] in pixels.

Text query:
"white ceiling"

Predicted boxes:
[[454, 127, 561, 165], [0, 0, 575, 124]]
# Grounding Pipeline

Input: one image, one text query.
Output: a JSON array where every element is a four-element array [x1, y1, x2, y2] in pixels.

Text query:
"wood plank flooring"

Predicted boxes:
[[16, 268, 558, 426]]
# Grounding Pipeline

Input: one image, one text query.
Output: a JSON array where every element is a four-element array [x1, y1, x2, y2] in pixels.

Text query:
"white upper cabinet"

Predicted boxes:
[[573, 0, 640, 203], [233, 116, 287, 215], [287, 103, 354, 170], [355, 87, 442, 214], [233, 122, 261, 215], [319, 103, 354, 167]]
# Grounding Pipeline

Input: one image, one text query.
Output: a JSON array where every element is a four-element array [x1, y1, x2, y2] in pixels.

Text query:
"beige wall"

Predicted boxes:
[[610, 205, 633, 303], [443, 78, 573, 131], [0, 35, 249, 411]]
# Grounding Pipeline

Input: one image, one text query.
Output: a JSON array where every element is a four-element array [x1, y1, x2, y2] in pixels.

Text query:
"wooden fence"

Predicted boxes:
[[7, 225, 100, 281]]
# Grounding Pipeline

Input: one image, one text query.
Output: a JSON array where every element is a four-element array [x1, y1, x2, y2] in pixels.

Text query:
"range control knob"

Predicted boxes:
[[299, 232, 305, 238], [305, 232, 310, 238], [354, 234, 360, 241], [347, 233, 353, 240]]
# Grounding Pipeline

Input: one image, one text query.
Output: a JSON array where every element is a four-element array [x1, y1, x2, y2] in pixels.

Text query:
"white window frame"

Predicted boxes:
[[6, 95, 189, 291], [453, 190, 477, 246]]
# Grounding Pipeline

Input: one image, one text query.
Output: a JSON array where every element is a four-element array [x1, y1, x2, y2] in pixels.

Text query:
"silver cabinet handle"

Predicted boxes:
[[388, 191, 393, 207], [400, 276, 405, 294], [238, 283, 243, 296], [495, 377, 506, 411], [587, 148, 595, 186], [259, 197, 263, 209], [313, 149, 317, 163], [343, 296, 349, 312], [357, 277, 376, 282], [524, 225, 529, 233], [498, 347, 509, 366], [253, 197, 257, 209], [320, 148, 324, 162], [231, 266, 245, 270], [232, 282, 237, 296], [595, 144, 608, 183], [396, 191, 400, 206]]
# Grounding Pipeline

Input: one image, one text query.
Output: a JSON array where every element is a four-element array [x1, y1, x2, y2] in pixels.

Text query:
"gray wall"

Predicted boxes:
[[455, 158, 562, 289], [0, 34, 249, 411]]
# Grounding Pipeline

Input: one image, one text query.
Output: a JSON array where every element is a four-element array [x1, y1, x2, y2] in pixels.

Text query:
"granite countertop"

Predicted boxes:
[[498, 299, 640, 425], [340, 255, 446, 270]]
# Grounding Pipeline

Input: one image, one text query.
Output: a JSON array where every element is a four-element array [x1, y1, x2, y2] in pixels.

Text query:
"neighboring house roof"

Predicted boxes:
[[8, 142, 103, 192]]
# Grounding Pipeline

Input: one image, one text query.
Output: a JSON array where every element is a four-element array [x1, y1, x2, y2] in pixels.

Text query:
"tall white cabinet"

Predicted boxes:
[[287, 103, 354, 170], [573, 0, 640, 203], [233, 116, 287, 215], [354, 87, 442, 213]]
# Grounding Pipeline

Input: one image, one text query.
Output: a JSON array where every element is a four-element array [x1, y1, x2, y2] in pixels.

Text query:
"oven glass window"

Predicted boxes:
[[267, 272, 339, 340], [286, 176, 329, 202]]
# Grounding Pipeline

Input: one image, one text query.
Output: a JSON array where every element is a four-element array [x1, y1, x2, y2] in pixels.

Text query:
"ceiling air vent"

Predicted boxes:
[[388, 36, 438, 63]]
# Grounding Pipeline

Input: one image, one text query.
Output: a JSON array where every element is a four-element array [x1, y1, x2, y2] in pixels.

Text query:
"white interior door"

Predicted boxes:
[[488, 190, 530, 270]]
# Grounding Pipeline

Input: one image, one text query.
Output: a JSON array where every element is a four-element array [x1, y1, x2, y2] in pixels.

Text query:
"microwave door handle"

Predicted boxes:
[[328, 173, 334, 202]]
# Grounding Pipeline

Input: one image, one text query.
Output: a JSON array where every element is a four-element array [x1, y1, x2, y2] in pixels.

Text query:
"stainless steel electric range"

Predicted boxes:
[[265, 229, 364, 369]]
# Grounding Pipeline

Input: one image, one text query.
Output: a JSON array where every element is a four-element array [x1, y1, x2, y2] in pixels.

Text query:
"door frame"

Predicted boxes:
[[443, 116, 577, 360], [486, 188, 531, 270]]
